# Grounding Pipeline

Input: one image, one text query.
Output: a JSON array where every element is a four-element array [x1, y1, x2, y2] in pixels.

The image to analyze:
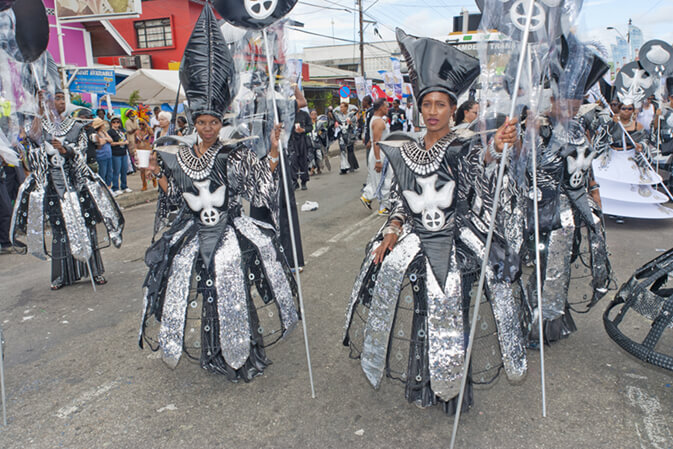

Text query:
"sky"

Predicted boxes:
[[284, 0, 673, 59]]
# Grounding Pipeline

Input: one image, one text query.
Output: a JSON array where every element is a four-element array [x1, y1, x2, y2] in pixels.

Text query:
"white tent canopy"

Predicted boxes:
[[110, 69, 185, 105]]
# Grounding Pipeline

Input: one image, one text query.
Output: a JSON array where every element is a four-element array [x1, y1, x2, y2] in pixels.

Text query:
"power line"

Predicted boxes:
[[298, 1, 353, 12], [288, 26, 396, 54]]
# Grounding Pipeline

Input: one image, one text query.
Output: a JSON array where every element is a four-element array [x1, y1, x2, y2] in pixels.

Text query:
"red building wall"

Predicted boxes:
[[98, 0, 206, 69]]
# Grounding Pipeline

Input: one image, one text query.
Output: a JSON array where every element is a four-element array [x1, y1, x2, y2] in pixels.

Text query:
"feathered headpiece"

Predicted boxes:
[[396, 28, 479, 109], [614, 61, 656, 108], [180, 4, 237, 120]]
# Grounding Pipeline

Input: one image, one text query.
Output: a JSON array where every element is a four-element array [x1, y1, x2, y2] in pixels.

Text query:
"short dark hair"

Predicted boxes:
[[393, 99, 400, 105], [177, 116, 187, 125], [372, 98, 387, 113], [455, 100, 478, 124], [153, 106, 160, 112]]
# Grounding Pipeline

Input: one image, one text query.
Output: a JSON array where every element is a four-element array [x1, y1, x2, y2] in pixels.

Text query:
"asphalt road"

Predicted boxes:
[[1, 150, 672, 448]]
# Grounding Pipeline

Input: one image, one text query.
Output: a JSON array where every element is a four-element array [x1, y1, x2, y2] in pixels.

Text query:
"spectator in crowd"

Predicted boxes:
[[637, 95, 656, 132], [135, 119, 155, 191], [78, 110, 99, 172], [387, 99, 406, 132], [361, 95, 373, 151], [150, 106, 161, 131], [108, 116, 132, 196], [454, 99, 479, 129], [177, 116, 189, 136], [92, 117, 113, 187], [96, 108, 108, 121], [154, 111, 179, 144], [124, 109, 139, 169], [404, 100, 415, 132]]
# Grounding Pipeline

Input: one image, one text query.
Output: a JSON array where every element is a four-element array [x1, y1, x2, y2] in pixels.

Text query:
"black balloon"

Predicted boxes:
[[213, 0, 297, 30], [638, 39, 673, 78], [475, 0, 567, 44], [13, 0, 49, 62]]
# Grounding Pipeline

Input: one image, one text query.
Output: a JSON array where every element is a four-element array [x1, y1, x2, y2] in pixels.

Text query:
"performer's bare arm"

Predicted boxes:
[[372, 118, 386, 173]]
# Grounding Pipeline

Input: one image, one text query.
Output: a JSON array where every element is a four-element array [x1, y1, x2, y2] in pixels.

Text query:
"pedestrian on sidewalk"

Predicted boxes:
[[108, 116, 132, 195], [135, 119, 155, 191], [92, 118, 113, 187]]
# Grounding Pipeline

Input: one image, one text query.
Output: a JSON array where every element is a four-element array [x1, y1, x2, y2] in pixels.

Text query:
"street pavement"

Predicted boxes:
[[0, 149, 672, 448]]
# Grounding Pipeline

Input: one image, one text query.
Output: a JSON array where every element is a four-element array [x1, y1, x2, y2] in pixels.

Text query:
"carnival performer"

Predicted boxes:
[[334, 101, 359, 174], [139, 4, 299, 381], [359, 98, 392, 215], [344, 29, 522, 413], [525, 37, 612, 343], [11, 65, 125, 290]]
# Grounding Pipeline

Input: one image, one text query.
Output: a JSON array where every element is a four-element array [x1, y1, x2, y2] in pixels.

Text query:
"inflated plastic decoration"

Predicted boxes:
[[214, 0, 298, 30]]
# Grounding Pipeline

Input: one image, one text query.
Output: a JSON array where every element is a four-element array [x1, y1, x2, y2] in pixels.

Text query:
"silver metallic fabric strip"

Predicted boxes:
[[86, 179, 123, 248], [233, 215, 298, 336], [426, 250, 464, 402], [9, 176, 29, 247], [361, 234, 421, 389], [541, 197, 575, 320], [343, 240, 381, 341], [459, 227, 526, 381], [159, 234, 200, 368], [60, 191, 93, 262], [27, 189, 47, 260], [215, 226, 251, 370], [487, 269, 527, 381]]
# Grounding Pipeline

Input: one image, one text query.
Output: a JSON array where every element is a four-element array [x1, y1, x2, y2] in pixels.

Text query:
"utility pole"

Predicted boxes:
[[358, 0, 365, 77]]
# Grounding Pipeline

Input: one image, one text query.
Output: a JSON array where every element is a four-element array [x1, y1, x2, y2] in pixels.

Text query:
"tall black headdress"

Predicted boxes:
[[396, 28, 479, 109], [550, 34, 609, 100], [180, 4, 236, 120]]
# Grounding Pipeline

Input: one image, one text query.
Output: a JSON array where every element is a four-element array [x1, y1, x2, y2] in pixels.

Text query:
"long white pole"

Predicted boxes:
[[449, 1, 538, 447], [526, 46, 547, 418], [262, 28, 316, 398], [54, 15, 69, 95]]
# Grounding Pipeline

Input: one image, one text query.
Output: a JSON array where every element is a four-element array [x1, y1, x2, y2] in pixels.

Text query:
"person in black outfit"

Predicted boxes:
[[289, 106, 312, 190], [361, 95, 374, 154], [387, 99, 406, 132]]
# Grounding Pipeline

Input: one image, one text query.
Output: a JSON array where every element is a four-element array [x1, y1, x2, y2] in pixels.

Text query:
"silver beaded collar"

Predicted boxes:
[[177, 140, 223, 180], [42, 116, 77, 137], [400, 133, 456, 176]]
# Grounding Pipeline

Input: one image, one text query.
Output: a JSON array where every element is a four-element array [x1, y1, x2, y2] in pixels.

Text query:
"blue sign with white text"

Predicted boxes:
[[67, 69, 116, 95]]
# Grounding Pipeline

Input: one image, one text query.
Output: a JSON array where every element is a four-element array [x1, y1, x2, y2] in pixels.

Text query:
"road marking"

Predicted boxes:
[[56, 381, 120, 418], [625, 385, 672, 448], [327, 213, 379, 243], [157, 403, 178, 413], [310, 246, 330, 258]]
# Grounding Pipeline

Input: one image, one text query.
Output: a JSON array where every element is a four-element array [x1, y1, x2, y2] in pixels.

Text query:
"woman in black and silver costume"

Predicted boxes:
[[11, 58, 124, 290], [344, 29, 524, 414], [524, 37, 612, 343], [139, 5, 299, 381]]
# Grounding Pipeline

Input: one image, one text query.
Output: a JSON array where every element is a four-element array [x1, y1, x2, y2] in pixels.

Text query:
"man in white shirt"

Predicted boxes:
[[360, 98, 392, 215]]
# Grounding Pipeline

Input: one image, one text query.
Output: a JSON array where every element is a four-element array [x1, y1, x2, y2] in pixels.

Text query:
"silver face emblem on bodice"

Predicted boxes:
[[566, 144, 596, 189], [244, 0, 278, 19], [44, 141, 65, 168], [182, 180, 227, 226], [403, 174, 456, 232]]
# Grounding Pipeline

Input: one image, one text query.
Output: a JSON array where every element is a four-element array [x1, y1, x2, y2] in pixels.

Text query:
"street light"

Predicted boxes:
[[607, 25, 632, 60]]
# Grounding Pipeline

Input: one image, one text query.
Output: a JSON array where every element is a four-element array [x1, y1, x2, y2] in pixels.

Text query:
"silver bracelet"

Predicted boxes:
[[382, 225, 401, 236], [488, 139, 502, 160]]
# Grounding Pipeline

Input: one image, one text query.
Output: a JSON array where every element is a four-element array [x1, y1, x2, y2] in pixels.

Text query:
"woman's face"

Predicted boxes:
[[464, 103, 479, 123], [159, 116, 169, 128], [194, 114, 222, 142], [421, 92, 454, 134], [619, 104, 634, 121], [111, 120, 121, 129]]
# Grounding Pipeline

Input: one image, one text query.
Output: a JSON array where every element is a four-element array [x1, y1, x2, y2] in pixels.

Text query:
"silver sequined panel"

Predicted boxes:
[[86, 179, 123, 248], [425, 251, 464, 402], [361, 234, 421, 389], [159, 234, 200, 368], [540, 196, 575, 320], [27, 188, 48, 260], [215, 226, 251, 369], [60, 191, 93, 262], [233, 215, 298, 336]]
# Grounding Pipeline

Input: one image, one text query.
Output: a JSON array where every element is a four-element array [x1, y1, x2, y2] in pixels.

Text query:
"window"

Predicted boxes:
[[135, 18, 173, 49]]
